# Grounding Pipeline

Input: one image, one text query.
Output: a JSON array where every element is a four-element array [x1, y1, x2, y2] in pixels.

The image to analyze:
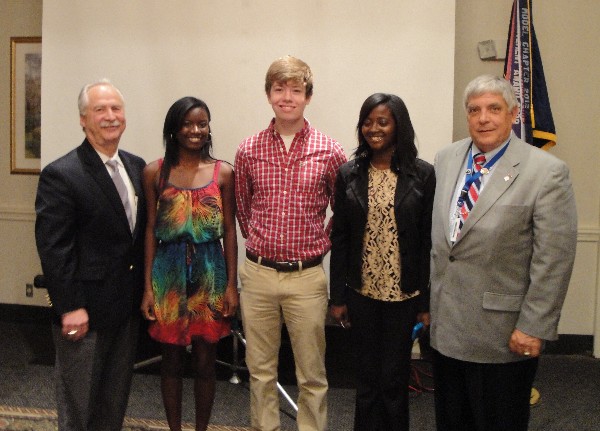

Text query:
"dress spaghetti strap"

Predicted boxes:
[[157, 158, 166, 191], [212, 160, 222, 183]]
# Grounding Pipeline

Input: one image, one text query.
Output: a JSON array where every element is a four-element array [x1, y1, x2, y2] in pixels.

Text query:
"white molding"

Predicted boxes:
[[578, 226, 600, 242], [0, 206, 35, 222], [1, 209, 599, 356], [574, 227, 600, 358]]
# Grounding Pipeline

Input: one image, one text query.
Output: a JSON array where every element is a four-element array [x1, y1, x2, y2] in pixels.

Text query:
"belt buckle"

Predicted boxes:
[[276, 261, 296, 272]]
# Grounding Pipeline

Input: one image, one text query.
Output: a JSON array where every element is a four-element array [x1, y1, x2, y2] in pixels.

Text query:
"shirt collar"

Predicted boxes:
[[96, 149, 123, 168], [471, 134, 512, 159], [268, 118, 311, 140]]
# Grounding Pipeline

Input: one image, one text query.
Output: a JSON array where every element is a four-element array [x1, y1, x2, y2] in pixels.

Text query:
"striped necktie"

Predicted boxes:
[[458, 153, 486, 230], [106, 159, 133, 231]]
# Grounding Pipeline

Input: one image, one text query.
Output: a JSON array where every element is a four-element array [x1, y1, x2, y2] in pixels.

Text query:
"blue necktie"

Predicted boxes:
[[458, 153, 486, 230]]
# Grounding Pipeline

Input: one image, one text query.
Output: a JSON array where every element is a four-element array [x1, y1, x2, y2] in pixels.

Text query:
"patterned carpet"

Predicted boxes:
[[0, 405, 251, 431]]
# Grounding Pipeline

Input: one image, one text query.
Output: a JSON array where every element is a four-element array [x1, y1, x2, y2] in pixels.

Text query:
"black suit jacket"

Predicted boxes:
[[329, 157, 435, 311], [35, 139, 146, 329]]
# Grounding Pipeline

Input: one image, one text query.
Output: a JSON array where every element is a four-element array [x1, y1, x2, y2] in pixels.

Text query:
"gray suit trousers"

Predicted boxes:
[[52, 315, 139, 431]]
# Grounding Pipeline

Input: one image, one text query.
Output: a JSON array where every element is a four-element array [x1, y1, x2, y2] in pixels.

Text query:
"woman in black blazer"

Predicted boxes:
[[330, 93, 435, 431]]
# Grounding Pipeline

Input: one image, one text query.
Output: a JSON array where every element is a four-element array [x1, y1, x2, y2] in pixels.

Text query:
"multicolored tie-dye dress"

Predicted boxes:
[[148, 160, 230, 346]]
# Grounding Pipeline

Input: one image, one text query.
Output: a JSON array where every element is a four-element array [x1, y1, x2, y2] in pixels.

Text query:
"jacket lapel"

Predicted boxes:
[[119, 150, 144, 238], [394, 170, 414, 210], [78, 140, 132, 235], [443, 139, 471, 245], [347, 163, 369, 215], [458, 140, 522, 239], [346, 160, 417, 220]]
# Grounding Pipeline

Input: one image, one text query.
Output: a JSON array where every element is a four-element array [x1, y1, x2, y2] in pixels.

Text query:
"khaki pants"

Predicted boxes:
[[239, 257, 329, 431]]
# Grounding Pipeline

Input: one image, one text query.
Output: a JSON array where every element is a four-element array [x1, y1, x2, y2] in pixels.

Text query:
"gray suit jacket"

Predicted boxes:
[[429, 135, 577, 363]]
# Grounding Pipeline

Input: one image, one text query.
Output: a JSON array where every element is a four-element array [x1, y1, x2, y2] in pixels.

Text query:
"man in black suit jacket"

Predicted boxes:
[[35, 79, 146, 431]]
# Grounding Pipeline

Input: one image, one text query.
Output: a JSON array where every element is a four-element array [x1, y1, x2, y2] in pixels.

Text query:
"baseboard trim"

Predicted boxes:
[[545, 335, 594, 355], [0, 303, 51, 323], [0, 304, 594, 355]]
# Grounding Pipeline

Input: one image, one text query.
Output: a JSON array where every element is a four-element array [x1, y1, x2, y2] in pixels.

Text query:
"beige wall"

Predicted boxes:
[[0, 0, 44, 306], [1, 0, 599, 355], [40, 0, 455, 168]]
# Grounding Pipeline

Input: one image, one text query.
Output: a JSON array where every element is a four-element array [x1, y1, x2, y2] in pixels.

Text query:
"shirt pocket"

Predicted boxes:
[[292, 160, 326, 194]]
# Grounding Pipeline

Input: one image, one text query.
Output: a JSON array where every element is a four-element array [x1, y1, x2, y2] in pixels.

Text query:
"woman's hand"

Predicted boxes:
[[222, 284, 239, 318], [417, 311, 430, 328], [330, 304, 350, 329], [140, 289, 156, 321]]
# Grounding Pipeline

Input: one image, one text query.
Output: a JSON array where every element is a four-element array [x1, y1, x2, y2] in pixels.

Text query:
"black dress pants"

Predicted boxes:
[[433, 349, 538, 431], [348, 289, 418, 431]]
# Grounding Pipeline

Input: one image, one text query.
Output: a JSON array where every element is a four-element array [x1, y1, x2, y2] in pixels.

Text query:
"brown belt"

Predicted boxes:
[[246, 251, 323, 272]]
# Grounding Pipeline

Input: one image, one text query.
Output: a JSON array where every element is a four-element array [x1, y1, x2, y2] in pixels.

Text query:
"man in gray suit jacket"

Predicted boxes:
[[35, 80, 146, 431], [429, 75, 577, 431]]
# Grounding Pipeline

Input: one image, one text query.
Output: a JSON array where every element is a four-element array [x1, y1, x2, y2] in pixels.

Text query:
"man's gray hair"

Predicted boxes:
[[77, 79, 125, 116], [463, 75, 518, 111]]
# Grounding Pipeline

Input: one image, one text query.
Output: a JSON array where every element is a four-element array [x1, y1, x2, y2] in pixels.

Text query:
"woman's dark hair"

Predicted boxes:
[[160, 96, 212, 187], [354, 93, 418, 174]]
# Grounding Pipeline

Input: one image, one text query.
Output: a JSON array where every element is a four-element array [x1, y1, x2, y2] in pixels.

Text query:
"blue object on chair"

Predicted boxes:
[[412, 322, 424, 341]]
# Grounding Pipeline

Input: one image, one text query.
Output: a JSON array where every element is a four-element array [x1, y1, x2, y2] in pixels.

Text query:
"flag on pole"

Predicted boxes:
[[504, 0, 556, 149]]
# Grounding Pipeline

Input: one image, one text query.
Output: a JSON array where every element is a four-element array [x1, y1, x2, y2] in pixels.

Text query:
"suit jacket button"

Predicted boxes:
[[449, 256, 455, 262]]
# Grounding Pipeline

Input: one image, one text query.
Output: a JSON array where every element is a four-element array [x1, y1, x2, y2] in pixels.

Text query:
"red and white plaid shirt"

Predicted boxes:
[[235, 119, 347, 261]]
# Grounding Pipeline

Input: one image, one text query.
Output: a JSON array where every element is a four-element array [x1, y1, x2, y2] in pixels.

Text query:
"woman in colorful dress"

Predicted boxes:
[[329, 93, 435, 431], [141, 96, 238, 431]]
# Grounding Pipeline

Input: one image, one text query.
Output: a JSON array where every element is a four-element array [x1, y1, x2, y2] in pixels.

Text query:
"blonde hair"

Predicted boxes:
[[264, 55, 313, 97]]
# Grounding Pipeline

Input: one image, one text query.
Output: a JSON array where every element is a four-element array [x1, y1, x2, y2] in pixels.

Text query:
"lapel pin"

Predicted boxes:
[[504, 175, 511, 181]]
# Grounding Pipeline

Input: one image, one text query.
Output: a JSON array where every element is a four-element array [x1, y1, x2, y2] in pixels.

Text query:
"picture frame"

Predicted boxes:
[[10, 36, 42, 175]]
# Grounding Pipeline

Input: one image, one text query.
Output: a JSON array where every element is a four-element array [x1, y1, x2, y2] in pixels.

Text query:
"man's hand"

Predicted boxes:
[[61, 308, 89, 341], [509, 328, 542, 358]]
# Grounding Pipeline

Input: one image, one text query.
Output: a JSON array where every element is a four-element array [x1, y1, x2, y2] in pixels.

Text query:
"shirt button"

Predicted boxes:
[[129, 265, 134, 270], [448, 256, 455, 262]]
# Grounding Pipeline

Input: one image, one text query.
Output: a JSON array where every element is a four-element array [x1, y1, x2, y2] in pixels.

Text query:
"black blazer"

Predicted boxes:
[[329, 157, 435, 311], [35, 140, 146, 329]]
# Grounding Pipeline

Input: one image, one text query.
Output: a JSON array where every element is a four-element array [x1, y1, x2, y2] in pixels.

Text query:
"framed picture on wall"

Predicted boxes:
[[10, 36, 42, 175]]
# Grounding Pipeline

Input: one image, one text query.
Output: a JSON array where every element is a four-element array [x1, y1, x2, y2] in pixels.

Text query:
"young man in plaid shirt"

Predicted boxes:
[[235, 55, 347, 431]]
